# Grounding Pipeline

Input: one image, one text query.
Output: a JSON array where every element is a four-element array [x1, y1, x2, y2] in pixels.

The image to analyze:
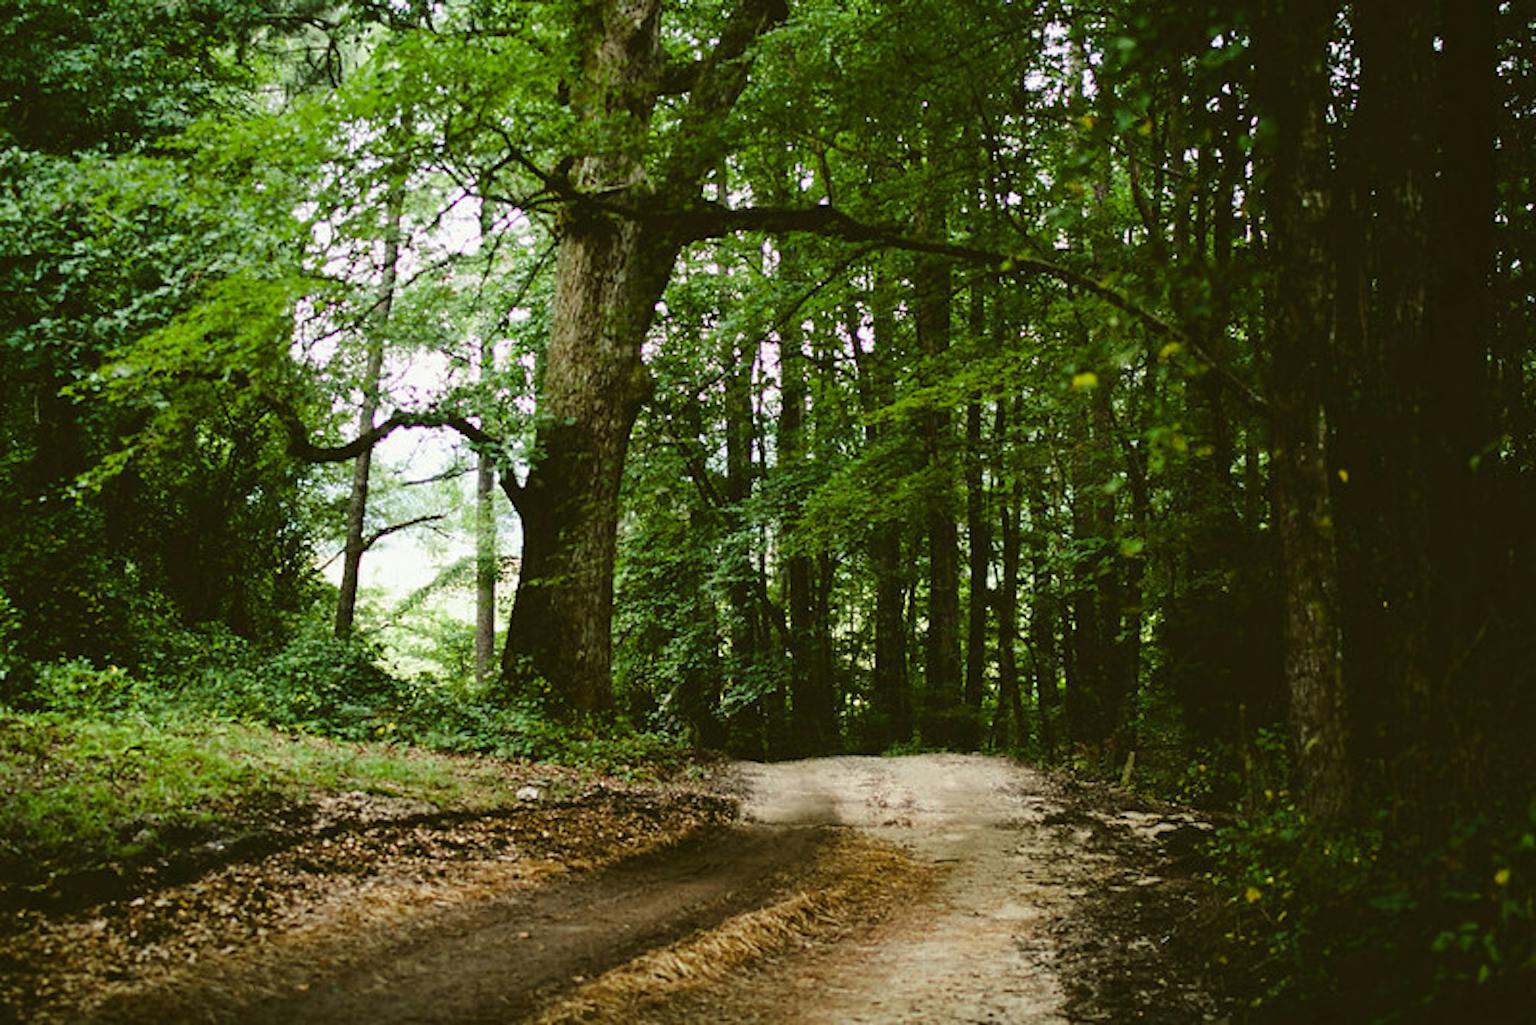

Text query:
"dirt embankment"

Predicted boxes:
[[5, 755, 1230, 1024]]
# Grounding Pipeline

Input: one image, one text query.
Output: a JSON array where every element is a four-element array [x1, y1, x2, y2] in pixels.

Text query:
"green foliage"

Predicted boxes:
[[0, 0, 272, 153], [613, 441, 728, 745], [214, 628, 400, 740], [18, 660, 158, 716], [0, 111, 324, 667], [0, 707, 559, 893], [0, 592, 19, 684], [2, 631, 691, 781], [1206, 783, 1536, 1020]]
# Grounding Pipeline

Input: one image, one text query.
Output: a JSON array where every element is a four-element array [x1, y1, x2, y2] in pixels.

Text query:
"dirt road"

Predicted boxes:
[[12, 755, 1225, 1024], [734, 754, 1078, 1023], [725, 754, 1221, 1024]]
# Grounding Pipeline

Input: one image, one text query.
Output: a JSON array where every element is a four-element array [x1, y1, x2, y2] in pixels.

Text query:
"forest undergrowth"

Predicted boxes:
[[4, 644, 1531, 1023]]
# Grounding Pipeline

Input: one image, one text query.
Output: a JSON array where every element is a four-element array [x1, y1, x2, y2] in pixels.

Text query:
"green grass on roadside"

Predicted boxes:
[[0, 645, 698, 898], [0, 709, 540, 892]]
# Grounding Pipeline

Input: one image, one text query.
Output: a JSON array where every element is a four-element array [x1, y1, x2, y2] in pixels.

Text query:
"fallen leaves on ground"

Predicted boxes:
[[1, 771, 733, 1024]]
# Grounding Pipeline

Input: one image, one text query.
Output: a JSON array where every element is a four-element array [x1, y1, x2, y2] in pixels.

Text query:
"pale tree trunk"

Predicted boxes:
[[334, 190, 403, 639], [964, 396, 990, 712], [473, 193, 498, 684], [991, 401, 1026, 750]]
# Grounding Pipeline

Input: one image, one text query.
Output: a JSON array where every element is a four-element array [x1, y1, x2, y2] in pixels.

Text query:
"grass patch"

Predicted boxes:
[[0, 709, 542, 897]]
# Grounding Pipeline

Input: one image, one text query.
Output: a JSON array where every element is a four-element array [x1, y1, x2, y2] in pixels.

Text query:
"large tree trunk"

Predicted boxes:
[[1341, 0, 1506, 825], [499, 0, 670, 712], [499, 0, 784, 715], [334, 191, 402, 639], [1424, 0, 1505, 806], [501, 213, 672, 713], [1256, 0, 1352, 820]]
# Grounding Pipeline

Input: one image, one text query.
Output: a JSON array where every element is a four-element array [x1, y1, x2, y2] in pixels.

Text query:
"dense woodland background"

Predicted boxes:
[[2, 0, 1534, 1019]]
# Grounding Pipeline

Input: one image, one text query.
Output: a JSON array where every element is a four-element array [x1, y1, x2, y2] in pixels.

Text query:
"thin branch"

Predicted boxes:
[[363, 513, 449, 552], [402, 464, 474, 486]]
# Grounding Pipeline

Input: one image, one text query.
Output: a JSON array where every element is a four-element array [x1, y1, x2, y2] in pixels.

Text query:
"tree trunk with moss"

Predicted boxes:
[[500, 0, 787, 714]]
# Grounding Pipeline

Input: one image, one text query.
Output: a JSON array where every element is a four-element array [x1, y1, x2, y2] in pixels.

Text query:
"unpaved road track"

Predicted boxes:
[[735, 754, 1080, 1023], [26, 755, 1220, 1024], [84, 825, 837, 1025], [679, 754, 1222, 1025]]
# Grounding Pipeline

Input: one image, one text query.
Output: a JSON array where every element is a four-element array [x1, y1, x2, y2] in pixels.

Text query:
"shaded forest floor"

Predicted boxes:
[[2, 744, 1237, 1024]]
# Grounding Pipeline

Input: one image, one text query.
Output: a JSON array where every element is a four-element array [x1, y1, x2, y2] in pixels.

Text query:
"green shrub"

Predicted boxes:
[[0, 621, 693, 779], [5, 658, 157, 716], [1208, 793, 1536, 1021], [0, 590, 19, 684], [216, 627, 403, 741]]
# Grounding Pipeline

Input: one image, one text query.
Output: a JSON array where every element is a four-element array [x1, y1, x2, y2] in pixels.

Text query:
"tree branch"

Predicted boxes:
[[657, 56, 703, 96], [645, 201, 1270, 414], [270, 399, 498, 464], [402, 464, 474, 487], [364, 513, 449, 552], [654, 0, 790, 196]]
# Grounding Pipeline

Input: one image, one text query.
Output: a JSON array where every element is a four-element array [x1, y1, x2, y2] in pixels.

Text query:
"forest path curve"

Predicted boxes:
[[15, 755, 1223, 1024], [724, 753, 1219, 1025]]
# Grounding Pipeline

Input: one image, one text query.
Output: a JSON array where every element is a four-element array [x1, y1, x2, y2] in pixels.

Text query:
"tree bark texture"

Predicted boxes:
[[500, 0, 785, 714], [501, 0, 669, 712], [1256, 0, 1353, 820]]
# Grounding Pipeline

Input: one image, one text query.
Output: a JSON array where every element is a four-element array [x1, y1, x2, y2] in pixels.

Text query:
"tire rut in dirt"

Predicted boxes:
[[91, 824, 836, 1025]]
